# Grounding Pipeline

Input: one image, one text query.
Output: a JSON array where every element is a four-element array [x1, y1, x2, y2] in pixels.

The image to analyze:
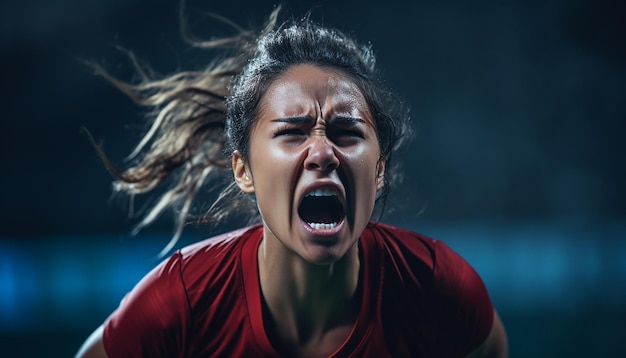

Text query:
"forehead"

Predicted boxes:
[[258, 64, 371, 118]]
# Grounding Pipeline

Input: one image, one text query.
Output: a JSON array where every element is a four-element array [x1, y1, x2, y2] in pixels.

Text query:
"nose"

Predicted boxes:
[[304, 137, 339, 173]]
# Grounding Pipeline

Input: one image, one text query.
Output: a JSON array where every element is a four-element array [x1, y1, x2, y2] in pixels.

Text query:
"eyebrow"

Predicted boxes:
[[330, 116, 365, 126], [270, 117, 313, 124], [270, 116, 365, 125]]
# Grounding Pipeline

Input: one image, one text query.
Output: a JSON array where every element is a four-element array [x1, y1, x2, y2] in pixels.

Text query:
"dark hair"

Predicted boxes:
[[90, 8, 411, 255]]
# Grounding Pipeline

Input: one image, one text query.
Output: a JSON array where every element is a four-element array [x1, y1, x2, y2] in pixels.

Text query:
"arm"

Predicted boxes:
[[464, 310, 508, 358], [76, 252, 187, 358], [75, 325, 108, 358], [429, 240, 507, 357]]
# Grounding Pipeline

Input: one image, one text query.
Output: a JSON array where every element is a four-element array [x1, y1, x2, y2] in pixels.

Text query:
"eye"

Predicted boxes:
[[273, 128, 305, 137], [328, 127, 364, 146], [332, 128, 364, 138], [327, 116, 366, 144]]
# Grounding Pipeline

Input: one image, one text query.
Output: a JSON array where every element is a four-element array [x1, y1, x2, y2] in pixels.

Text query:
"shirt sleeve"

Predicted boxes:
[[431, 241, 494, 357], [103, 251, 190, 358]]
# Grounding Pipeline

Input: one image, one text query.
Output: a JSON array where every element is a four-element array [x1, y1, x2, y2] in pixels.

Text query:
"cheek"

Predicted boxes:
[[253, 142, 303, 173], [339, 146, 381, 204], [341, 145, 380, 175], [248, 142, 304, 198]]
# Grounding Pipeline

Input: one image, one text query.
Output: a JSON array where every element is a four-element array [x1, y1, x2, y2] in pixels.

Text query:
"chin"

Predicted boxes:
[[303, 253, 344, 266], [300, 239, 355, 266]]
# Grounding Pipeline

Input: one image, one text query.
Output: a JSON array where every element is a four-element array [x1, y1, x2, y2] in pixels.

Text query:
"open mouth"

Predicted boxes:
[[298, 188, 345, 230]]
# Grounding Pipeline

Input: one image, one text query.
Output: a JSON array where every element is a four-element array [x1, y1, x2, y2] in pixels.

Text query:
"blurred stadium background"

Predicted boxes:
[[1, 0, 624, 356]]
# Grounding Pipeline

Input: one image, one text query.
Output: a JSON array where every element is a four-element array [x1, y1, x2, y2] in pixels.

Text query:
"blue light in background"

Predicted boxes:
[[49, 248, 89, 319], [0, 241, 40, 331], [403, 221, 623, 313], [1, 222, 624, 333], [0, 246, 17, 320]]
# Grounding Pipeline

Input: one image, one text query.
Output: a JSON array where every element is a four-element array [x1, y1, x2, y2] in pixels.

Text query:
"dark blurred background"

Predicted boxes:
[[1, 0, 625, 357]]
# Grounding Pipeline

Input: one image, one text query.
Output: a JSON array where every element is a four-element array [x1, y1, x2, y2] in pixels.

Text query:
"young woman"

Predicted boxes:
[[77, 8, 507, 358]]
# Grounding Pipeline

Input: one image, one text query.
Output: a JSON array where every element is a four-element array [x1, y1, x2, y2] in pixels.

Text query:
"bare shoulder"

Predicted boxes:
[[464, 310, 508, 358], [75, 325, 108, 358]]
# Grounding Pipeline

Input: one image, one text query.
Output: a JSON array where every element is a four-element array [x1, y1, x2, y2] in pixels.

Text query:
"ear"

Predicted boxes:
[[376, 158, 386, 191], [232, 151, 255, 193]]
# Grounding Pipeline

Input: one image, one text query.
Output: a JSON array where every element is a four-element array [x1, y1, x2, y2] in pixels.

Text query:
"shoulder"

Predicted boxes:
[[103, 249, 189, 357], [365, 222, 438, 276], [102, 225, 262, 357], [178, 225, 261, 274], [366, 222, 495, 356], [176, 225, 262, 302], [366, 221, 490, 300]]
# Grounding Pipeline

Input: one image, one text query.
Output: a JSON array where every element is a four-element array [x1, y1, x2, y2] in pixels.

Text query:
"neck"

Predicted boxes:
[[257, 231, 361, 349]]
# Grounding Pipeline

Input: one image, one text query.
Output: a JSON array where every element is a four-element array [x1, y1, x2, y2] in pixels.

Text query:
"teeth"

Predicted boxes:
[[305, 188, 338, 197], [307, 222, 338, 230]]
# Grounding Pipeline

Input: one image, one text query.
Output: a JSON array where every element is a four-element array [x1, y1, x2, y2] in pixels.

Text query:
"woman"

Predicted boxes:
[[77, 8, 507, 358]]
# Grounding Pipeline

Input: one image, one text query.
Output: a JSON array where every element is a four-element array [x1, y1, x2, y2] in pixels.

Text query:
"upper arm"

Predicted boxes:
[[75, 325, 108, 358], [464, 310, 508, 358], [85, 252, 189, 357], [430, 240, 502, 357]]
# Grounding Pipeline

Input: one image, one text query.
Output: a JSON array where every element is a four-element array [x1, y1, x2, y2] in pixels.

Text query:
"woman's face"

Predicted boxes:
[[233, 64, 385, 264]]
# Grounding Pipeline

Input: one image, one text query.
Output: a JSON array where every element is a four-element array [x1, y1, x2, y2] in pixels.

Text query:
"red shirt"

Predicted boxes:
[[103, 222, 493, 357]]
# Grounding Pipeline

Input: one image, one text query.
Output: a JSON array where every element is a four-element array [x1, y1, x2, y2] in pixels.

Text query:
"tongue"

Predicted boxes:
[[299, 196, 343, 224]]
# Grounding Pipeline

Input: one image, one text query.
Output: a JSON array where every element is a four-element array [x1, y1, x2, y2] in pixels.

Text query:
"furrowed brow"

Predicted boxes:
[[270, 117, 313, 125], [329, 117, 365, 126]]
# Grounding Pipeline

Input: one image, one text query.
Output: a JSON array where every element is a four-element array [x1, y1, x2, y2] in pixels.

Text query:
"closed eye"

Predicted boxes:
[[271, 117, 312, 139], [331, 128, 364, 138], [328, 127, 364, 147], [274, 128, 304, 138], [273, 127, 306, 137], [328, 117, 366, 141]]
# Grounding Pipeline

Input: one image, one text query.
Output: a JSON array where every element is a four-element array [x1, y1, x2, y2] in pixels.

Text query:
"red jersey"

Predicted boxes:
[[103, 222, 494, 357]]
